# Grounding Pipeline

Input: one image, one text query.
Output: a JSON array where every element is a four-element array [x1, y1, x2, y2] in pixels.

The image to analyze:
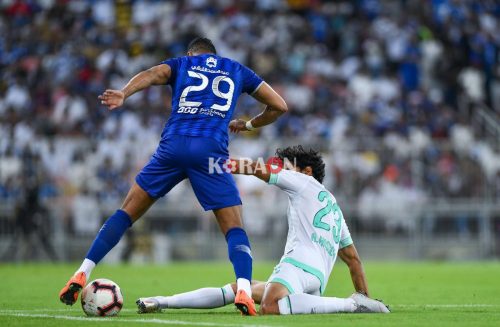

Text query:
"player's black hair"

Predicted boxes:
[[276, 145, 326, 183], [187, 37, 217, 55]]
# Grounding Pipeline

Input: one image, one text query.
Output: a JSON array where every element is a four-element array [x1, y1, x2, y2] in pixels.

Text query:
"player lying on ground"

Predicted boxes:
[[137, 146, 390, 315], [59, 37, 288, 316]]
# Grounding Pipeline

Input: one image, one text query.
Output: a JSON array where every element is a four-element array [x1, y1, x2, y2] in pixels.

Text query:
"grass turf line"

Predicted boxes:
[[0, 262, 499, 327]]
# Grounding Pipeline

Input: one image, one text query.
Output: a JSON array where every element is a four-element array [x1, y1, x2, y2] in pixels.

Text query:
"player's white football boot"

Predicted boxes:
[[350, 292, 390, 313], [136, 297, 162, 314]]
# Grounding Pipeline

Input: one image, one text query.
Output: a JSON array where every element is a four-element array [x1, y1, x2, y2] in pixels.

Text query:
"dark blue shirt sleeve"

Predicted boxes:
[[240, 64, 264, 94], [160, 57, 180, 85]]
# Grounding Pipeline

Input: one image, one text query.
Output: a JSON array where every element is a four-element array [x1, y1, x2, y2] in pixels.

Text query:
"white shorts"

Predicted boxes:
[[267, 262, 321, 296]]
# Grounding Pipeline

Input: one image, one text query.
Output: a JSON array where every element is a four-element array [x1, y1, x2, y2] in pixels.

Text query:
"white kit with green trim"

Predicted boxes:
[[267, 170, 353, 294]]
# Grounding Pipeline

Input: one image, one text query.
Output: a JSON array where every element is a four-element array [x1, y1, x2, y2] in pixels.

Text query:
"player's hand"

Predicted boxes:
[[98, 89, 125, 110], [229, 119, 248, 133]]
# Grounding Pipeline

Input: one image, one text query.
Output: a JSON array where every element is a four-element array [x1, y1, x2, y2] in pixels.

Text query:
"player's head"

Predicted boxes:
[[187, 37, 217, 56], [275, 145, 325, 183]]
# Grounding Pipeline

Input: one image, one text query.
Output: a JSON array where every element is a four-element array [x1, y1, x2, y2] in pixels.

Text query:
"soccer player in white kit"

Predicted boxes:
[[137, 146, 389, 315]]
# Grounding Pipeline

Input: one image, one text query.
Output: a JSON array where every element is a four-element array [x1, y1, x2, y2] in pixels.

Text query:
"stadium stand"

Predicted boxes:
[[0, 0, 499, 261]]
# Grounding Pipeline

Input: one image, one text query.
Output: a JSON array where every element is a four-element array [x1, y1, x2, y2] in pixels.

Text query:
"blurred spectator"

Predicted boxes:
[[71, 186, 101, 235], [2, 150, 57, 261], [0, 0, 499, 239]]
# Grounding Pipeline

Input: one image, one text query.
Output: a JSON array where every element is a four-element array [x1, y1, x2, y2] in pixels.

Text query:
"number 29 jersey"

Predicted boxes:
[[268, 169, 354, 294], [161, 54, 263, 145]]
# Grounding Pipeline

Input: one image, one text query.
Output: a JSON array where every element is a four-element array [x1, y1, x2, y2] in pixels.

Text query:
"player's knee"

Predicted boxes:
[[259, 299, 280, 315]]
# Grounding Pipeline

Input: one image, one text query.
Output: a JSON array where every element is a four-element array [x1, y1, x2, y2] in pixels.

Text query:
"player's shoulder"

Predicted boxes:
[[285, 170, 331, 195], [277, 169, 319, 188], [214, 55, 248, 73], [284, 169, 320, 182]]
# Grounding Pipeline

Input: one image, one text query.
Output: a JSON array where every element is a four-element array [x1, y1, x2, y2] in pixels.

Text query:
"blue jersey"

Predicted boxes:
[[160, 54, 263, 144]]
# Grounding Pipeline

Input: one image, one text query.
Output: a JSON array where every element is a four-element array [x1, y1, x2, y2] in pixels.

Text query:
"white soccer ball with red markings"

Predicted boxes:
[[81, 279, 123, 316]]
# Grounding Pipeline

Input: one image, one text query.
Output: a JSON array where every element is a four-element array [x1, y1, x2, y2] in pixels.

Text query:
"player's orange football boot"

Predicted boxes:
[[234, 289, 257, 316], [59, 272, 87, 305]]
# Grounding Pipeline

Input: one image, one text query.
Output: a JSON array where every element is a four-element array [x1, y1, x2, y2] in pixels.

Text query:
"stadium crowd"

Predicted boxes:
[[0, 0, 499, 235]]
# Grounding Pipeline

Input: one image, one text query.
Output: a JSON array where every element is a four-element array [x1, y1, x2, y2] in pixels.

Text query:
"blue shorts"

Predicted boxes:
[[135, 135, 241, 211]]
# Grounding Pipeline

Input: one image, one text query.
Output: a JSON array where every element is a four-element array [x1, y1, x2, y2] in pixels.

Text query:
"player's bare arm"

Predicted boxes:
[[339, 244, 370, 297], [229, 82, 288, 133], [230, 158, 272, 182], [98, 64, 171, 110]]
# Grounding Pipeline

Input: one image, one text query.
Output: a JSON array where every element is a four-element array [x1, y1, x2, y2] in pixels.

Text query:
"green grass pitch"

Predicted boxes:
[[1, 262, 499, 326]]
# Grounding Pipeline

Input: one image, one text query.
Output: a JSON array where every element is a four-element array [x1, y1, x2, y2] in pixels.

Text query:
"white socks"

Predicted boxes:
[[155, 284, 235, 309], [75, 259, 96, 280], [278, 293, 356, 314], [236, 278, 252, 297], [148, 283, 357, 315]]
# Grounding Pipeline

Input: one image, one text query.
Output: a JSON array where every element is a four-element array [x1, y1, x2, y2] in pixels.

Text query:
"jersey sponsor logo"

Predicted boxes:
[[191, 65, 229, 75], [177, 107, 198, 114], [206, 56, 217, 68], [198, 108, 227, 118]]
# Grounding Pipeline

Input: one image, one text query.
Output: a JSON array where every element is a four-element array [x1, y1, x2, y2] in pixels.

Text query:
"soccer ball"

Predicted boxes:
[[81, 279, 123, 316]]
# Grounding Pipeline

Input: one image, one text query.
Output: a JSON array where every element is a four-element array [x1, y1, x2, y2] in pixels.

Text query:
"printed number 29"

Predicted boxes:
[[313, 191, 343, 243], [179, 71, 235, 111]]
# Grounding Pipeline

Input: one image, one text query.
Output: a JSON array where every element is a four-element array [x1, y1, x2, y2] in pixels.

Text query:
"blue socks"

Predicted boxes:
[[225, 227, 252, 281], [85, 209, 132, 264], [85, 211, 251, 284]]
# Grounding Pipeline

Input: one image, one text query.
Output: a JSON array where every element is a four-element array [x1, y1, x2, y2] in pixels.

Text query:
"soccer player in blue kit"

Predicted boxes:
[[59, 38, 288, 316]]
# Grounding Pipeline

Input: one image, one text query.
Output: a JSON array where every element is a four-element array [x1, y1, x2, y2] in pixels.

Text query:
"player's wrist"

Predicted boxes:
[[120, 89, 128, 99], [245, 120, 255, 131]]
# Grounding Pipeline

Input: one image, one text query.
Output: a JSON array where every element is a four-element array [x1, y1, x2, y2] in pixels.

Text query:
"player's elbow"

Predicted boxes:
[[275, 99, 288, 113]]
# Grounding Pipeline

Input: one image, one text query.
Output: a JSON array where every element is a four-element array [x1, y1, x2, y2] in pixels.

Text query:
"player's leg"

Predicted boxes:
[[260, 261, 302, 315], [186, 138, 256, 315], [280, 293, 390, 314], [278, 293, 357, 314], [273, 265, 381, 314], [213, 206, 252, 288], [60, 145, 186, 305], [137, 284, 236, 313], [215, 205, 258, 315], [136, 281, 266, 313], [261, 261, 356, 315], [276, 264, 356, 314], [59, 182, 156, 305], [77, 182, 155, 275], [213, 206, 256, 316]]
